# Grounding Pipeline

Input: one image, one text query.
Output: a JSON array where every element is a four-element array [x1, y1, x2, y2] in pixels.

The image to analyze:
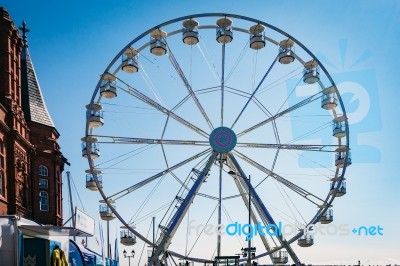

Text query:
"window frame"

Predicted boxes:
[[0, 171, 3, 196], [38, 165, 48, 176], [38, 178, 48, 189], [39, 191, 49, 211]]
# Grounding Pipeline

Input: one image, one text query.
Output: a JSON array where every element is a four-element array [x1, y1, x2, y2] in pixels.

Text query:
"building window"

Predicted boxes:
[[0, 139, 4, 172], [39, 178, 48, 189], [39, 165, 48, 176], [39, 191, 48, 211], [0, 172, 3, 196], [56, 171, 61, 215]]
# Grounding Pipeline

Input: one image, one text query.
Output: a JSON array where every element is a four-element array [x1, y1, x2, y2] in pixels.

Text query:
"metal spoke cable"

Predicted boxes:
[[133, 201, 173, 226], [109, 148, 212, 201], [104, 110, 160, 115], [130, 173, 168, 224], [233, 150, 325, 206], [70, 172, 86, 212], [170, 94, 191, 112], [194, 85, 222, 94], [174, 87, 223, 111], [281, 149, 335, 179], [271, 174, 307, 225], [97, 145, 156, 171], [210, 247, 217, 261], [275, 76, 303, 115], [225, 39, 250, 82], [101, 102, 156, 111], [268, 203, 301, 224], [190, 44, 193, 92], [197, 35, 220, 81], [296, 151, 336, 175], [256, 66, 303, 96], [137, 220, 154, 266], [222, 204, 246, 247], [287, 122, 332, 145], [94, 144, 153, 168], [139, 65, 166, 106], [160, 134, 189, 191], [115, 82, 209, 138], [225, 88, 251, 98], [225, 86, 252, 97], [254, 149, 280, 189], [100, 113, 157, 136], [251, 50, 258, 91], [231, 56, 278, 129], [196, 88, 220, 95], [251, 97, 272, 118], [138, 52, 179, 83], [129, 145, 171, 222], [278, 114, 332, 124], [237, 90, 325, 138], [166, 39, 214, 131], [187, 202, 219, 257]]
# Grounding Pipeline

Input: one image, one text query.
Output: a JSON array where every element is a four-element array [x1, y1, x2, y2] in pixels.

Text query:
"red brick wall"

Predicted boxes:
[[0, 8, 64, 226], [29, 122, 64, 226]]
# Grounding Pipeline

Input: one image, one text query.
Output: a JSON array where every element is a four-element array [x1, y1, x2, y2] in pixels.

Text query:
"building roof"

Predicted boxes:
[[20, 38, 55, 128]]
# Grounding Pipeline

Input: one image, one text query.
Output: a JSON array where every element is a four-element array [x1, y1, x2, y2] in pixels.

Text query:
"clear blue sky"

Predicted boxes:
[[3, 0, 400, 265]]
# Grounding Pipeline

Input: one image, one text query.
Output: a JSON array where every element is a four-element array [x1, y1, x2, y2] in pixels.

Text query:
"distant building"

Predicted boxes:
[[0, 7, 66, 225]]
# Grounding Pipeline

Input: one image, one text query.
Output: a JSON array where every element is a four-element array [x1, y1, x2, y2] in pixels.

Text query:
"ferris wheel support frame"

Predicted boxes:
[[228, 154, 302, 265]]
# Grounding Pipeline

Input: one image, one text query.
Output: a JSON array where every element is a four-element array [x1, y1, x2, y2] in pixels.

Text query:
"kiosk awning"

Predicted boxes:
[[19, 225, 93, 237]]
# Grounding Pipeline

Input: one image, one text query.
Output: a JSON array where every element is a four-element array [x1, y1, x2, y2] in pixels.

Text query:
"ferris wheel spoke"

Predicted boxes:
[[232, 150, 325, 206], [166, 45, 214, 130], [116, 80, 209, 138], [231, 56, 278, 129], [237, 90, 323, 138], [227, 153, 302, 265], [88, 135, 209, 146], [150, 152, 218, 265], [236, 142, 343, 152], [107, 148, 212, 201], [221, 43, 226, 127]]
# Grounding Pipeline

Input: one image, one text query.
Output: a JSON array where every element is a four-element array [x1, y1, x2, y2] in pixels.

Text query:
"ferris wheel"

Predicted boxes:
[[82, 13, 351, 266]]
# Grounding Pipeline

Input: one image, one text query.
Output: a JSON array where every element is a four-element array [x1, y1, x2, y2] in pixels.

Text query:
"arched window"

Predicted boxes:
[[39, 191, 48, 211], [39, 165, 48, 176]]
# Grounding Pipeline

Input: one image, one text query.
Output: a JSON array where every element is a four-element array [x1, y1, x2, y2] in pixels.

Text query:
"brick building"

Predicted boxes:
[[0, 7, 66, 226]]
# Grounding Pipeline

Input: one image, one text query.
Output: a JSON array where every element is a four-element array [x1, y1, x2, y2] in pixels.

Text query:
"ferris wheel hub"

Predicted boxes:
[[209, 127, 237, 153]]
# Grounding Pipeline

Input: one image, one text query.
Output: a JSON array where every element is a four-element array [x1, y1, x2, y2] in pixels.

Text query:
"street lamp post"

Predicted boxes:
[[123, 249, 135, 266]]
